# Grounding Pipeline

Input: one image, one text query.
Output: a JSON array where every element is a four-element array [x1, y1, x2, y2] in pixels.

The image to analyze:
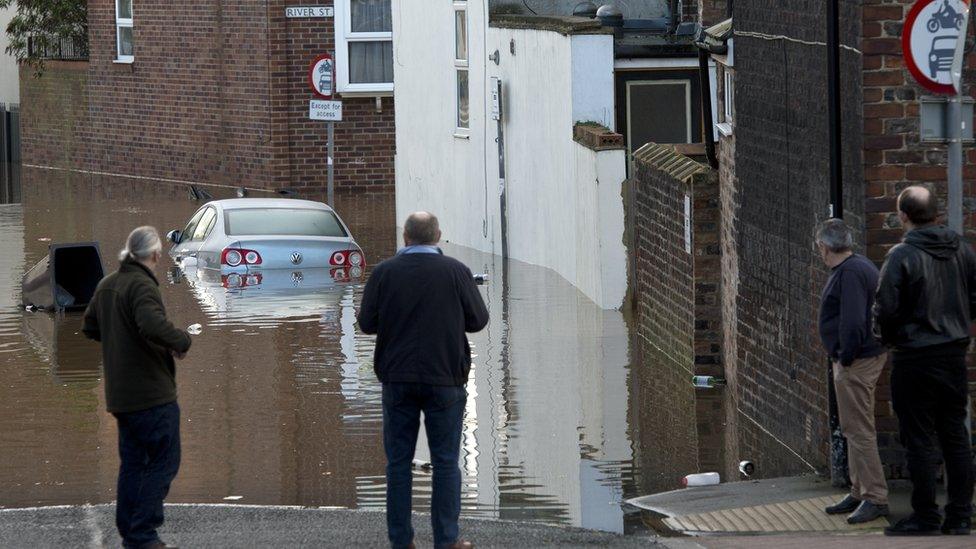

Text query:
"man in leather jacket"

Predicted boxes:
[[874, 186, 976, 537]]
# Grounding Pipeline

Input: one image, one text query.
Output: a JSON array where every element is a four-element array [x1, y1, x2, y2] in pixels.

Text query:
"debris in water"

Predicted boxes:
[[682, 472, 720, 487], [223, 495, 243, 501], [692, 375, 726, 388], [411, 459, 432, 471], [739, 460, 755, 477], [187, 323, 203, 335], [38, 238, 51, 242], [25, 305, 36, 312]]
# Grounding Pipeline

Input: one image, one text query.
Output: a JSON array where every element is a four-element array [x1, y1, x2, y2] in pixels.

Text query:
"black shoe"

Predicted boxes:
[[846, 501, 889, 524], [825, 495, 861, 515], [884, 516, 941, 536], [942, 517, 972, 535]]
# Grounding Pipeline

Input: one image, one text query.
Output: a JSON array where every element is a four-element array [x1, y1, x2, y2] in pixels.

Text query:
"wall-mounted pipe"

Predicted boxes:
[[827, 0, 843, 219]]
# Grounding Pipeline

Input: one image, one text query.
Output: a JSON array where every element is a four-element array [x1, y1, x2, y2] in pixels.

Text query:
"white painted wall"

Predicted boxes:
[[0, 4, 19, 104], [393, 1, 627, 309]]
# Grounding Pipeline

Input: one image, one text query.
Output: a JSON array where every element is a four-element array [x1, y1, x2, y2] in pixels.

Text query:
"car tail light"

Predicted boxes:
[[330, 249, 366, 267], [222, 248, 262, 266]]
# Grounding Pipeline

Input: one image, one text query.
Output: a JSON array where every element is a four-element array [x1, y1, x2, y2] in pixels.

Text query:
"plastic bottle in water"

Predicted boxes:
[[692, 375, 726, 388], [187, 323, 203, 336], [682, 472, 720, 487]]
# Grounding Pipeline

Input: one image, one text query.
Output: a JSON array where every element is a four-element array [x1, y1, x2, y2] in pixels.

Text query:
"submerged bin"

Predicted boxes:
[[21, 242, 104, 311]]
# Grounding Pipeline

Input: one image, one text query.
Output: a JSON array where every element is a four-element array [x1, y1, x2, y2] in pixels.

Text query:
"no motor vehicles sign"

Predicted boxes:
[[903, 0, 971, 94]]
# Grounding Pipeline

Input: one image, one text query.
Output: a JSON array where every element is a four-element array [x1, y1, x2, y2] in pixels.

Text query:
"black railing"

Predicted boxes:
[[27, 35, 89, 61]]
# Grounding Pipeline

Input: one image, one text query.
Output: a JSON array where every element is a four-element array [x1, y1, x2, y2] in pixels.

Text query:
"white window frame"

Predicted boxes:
[[454, 2, 469, 134], [717, 66, 734, 137], [115, 0, 134, 63], [334, 0, 394, 94]]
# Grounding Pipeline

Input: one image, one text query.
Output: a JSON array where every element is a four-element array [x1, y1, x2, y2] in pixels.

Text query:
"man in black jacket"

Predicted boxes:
[[874, 186, 976, 536], [84, 226, 191, 549], [816, 219, 889, 524], [358, 212, 488, 549]]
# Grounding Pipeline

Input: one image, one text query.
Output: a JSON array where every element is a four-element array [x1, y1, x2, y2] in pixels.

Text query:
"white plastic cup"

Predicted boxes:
[[682, 472, 720, 487]]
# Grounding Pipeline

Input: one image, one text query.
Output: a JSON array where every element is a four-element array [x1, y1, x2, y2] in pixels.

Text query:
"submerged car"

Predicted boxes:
[[166, 198, 366, 283]]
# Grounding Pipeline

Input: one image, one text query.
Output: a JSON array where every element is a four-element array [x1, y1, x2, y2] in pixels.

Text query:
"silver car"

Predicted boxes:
[[166, 198, 366, 284]]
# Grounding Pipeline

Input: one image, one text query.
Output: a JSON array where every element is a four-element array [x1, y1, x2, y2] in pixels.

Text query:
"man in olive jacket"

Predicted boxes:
[[83, 227, 191, 549]]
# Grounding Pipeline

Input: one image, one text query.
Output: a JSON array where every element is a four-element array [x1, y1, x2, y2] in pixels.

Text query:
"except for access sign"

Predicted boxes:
[[310, 100, 343, 121], [903, 0, 971, 94]]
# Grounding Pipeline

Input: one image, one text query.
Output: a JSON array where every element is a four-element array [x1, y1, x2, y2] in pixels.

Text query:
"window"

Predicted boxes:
[[454, 3, 469, 131], [224, 209, 348, 237], [180, 208, 207, 243], [716, 67, 734, 137], [115, 0, 134, 62], [723, 69, 734, 124], [625, 80, 693, 148], [191, 208, 217, 241], [335, 0, 393, 93]]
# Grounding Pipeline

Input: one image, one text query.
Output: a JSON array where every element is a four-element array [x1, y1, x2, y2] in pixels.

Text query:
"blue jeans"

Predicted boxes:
[[383, 382, 466, 549], [113, 401, 181, 549]]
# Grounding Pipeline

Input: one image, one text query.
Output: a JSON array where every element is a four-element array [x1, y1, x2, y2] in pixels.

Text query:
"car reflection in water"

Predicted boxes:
[[171, 263, 365, 328]]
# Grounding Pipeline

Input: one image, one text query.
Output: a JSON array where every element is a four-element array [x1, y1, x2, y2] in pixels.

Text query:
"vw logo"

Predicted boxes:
[[290, 252, 303, 265]]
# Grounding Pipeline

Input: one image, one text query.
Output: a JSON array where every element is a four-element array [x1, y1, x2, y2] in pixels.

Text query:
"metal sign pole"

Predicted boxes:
[[949, 3, 971, 235], [948, 95, 964, 234], [328, 121, 335, 207]]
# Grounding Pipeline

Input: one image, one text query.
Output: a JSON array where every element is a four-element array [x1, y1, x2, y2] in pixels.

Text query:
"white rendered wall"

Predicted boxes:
[[392, 0, 494, 255], [393, 2, 626, 309], [0, 5, 19, 104]]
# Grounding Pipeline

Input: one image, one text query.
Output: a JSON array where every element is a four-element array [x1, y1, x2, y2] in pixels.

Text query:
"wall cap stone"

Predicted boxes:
[[633, 142, 712, 183], [489, 15, 612, 36]]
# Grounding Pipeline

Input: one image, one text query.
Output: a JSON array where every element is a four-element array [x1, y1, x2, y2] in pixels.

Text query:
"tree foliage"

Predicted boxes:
[[0, 0, 88, 73]]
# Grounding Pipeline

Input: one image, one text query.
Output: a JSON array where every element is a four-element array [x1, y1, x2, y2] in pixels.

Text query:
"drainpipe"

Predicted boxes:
[[727, 0, 734, 18], [698, 48, 719, 169], [827, 0, 843, 219]]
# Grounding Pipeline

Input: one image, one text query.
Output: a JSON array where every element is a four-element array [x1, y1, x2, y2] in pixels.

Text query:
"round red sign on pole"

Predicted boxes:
[[903, 0, 970, 95], [309, 54, 335, 99]]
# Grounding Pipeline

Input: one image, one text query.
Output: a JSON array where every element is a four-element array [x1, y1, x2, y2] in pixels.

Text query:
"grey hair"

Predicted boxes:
[[816, 218, 853, 253], [404, 212, 440, 245], [119, 226, 162, 262]]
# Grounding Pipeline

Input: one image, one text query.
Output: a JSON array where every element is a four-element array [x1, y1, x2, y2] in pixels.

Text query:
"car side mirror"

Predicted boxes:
[[166, 230, 182, 244]]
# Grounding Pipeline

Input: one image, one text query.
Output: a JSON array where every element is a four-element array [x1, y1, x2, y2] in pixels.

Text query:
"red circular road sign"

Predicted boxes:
[[903, 0, 970, 95], [309, 54, 335, 99]]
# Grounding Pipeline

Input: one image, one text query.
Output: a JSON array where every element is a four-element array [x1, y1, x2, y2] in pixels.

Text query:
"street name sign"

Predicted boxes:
[[285, 6, 334, 18], [309, 54, 334, 99], [903, 0, 971, 94], [310, 100, 342, 121]]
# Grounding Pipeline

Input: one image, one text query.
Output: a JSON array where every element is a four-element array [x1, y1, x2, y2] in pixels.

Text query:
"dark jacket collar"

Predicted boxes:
[[119, 259, 160, 286]]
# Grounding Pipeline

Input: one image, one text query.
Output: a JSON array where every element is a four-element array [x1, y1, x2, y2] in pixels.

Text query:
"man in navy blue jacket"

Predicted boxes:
[[816, 218, 889, 524], [358, 211, 488, 549]]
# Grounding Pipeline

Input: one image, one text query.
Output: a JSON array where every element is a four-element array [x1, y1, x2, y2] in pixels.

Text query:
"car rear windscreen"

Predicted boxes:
[[225, 208, 348, 237]]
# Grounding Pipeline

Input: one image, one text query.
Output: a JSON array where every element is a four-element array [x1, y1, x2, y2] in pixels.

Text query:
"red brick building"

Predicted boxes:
[[634, 0, 976, 482], [19, 0, 395, 196]]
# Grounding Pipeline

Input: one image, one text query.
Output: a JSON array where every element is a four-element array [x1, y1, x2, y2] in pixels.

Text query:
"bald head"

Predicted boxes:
[[897, 185, 938, 227], [404, 211, 441, 246]]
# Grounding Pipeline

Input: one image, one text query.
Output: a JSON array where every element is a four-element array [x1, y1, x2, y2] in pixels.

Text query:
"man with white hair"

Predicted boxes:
[[83, 226, 192, 549], [816, 218, 888, 524]]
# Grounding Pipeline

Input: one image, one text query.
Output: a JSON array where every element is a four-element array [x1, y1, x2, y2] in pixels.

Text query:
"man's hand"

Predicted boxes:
[[171, 349, 187, 360]]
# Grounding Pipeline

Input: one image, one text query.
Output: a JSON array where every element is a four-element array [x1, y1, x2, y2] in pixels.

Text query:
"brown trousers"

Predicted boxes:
[[834, 353, 889, 505]]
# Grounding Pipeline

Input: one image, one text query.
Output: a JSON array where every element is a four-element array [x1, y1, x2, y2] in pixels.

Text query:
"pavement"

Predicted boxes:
[[626, 474, 975, 548], [0, 503, 661, 548], [3, 475, 974, 548]]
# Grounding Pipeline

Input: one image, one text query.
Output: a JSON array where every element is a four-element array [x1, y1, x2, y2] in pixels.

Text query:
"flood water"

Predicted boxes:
[[0, 169, 806, 534]]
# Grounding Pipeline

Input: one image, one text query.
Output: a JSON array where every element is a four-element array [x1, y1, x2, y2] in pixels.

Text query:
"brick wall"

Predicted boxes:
[[630, 143, 726, 485], [681, 0, 728, 26], [723, 0, 865, 476], [861, 0, 976, 475], [20, 0, 394, 194]]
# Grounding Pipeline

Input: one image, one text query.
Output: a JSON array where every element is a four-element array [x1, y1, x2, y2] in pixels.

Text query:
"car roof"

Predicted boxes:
[[206, 198, 334, 211]]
